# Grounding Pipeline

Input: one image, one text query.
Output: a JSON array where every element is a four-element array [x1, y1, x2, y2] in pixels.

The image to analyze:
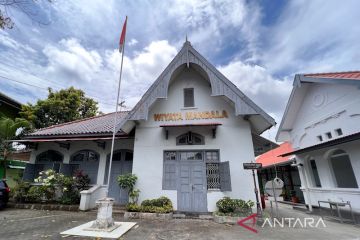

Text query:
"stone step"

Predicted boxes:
[[173, 212, 214, 220]]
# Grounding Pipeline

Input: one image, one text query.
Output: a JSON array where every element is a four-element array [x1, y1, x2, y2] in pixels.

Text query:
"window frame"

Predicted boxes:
[[328, 149, 358, 188], [183, 88, 195, 108]]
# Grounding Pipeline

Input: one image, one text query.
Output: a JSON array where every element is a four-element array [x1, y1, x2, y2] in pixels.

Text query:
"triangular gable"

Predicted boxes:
[[276, 72, 360, 141], [122, 41, 275, 134]]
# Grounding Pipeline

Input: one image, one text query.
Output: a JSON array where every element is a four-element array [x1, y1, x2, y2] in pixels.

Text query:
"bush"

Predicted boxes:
[[11, 181, 31, 203], [216, 197, 254, 216], [126, 196, 173, 213], [13, 169, 90, 205], [26, 186, 44, 203]]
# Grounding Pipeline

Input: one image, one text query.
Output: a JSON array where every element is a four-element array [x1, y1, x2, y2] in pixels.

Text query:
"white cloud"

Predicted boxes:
[[128, 39, 138, 46], [262, 0, 360, 75], [218, 61, 293, 139], [43, 38, 103, 83]]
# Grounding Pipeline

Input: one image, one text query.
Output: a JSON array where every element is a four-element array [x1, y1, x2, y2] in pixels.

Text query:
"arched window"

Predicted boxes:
[[71, 150, 99, 163], [176, 132, 204, 145], [329, 150, 358, 188], [36, 150, 63, 163], [36, 150, 63, 174]]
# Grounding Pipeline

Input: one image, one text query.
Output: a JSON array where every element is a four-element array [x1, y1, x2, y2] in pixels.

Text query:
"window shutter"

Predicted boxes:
[[22, 163, 36, 182], [184, 88, 194, 107], [219, 161, 232, 191], [162, 161, 177, 190]]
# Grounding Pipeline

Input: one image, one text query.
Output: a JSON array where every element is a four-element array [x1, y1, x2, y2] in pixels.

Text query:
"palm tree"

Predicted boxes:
[[0, 117, 30, 179]]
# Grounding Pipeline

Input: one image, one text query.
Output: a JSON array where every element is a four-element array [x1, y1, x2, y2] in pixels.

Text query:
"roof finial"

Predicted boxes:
[[186, 34, 188, 42]]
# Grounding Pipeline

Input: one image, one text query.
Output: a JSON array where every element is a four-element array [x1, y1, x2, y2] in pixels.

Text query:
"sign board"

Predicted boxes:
[[243, 162, 262, 170], [264, 178, 284, 197]]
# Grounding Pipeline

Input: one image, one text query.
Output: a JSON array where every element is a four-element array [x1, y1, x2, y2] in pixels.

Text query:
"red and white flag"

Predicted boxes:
[[119, 16, 127, 53]]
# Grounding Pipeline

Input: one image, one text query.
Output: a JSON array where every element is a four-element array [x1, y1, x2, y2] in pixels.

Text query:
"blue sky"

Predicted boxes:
[[1, 0, 360, 140]]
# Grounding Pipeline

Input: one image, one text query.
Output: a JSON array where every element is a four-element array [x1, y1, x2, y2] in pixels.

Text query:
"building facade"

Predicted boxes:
[[276, 72, 360, 213], [22, 41, 275, 212]]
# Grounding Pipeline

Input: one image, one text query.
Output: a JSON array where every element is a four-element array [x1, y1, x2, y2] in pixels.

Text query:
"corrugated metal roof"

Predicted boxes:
[[304, 71, 360, 80], [27, 111, 129, 137]]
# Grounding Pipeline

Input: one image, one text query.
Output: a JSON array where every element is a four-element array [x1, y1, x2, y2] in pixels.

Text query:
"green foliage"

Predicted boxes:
[[216, 197, 254, 216], [126, 196, 173, 213], [14, 169, 90, 205], [20, 87, 98, 129], [117, 173, 139, 204], [117, 173, 137, 190], [11, 181, 31, 203], [0, 117, 31, 178]]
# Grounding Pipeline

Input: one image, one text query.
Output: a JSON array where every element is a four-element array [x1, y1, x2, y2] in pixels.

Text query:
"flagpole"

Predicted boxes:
[[106, 16, 127, 197]]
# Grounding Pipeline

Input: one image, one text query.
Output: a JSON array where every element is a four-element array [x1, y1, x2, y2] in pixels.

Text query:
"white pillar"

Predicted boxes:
[[97, 152, 107, 185]]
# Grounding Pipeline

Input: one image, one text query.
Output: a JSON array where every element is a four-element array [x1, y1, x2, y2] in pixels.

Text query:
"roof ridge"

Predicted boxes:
[[303, 70, 360, 76], [33, 111, 129, 132]]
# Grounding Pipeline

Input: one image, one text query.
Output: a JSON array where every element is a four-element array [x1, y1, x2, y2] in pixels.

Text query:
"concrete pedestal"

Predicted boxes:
[[90, 197, 115, 230]]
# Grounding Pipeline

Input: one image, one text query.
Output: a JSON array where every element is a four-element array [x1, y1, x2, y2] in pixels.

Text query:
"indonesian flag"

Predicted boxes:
[[119, 16, 127, 53]]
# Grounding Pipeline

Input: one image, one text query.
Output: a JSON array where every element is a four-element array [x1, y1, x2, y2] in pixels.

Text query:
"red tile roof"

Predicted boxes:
[[256, 142, 293, 167], [304, 71, 360, 80]]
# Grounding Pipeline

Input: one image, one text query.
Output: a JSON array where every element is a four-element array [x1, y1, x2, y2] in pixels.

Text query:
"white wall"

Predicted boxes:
[[295, 139, 360, 212], [289, 83, 360, 149], [132, 67, 257, 212]]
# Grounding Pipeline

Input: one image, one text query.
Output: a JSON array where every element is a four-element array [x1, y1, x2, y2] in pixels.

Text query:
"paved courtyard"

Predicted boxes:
[[0, 207, 359, 240]]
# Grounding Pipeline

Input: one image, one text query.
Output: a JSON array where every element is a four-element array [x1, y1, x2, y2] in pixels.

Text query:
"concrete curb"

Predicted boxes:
[[7, 202, 79, 211]]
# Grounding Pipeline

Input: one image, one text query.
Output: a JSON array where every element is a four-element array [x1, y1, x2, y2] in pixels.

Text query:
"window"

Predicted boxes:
[[37, 150, 63, 162], [335, 128, 343, 136], [71, 150, 99, 162], [176, 132, 204, 145], [326, 132, 332, 139], [180, 151, 203, 161], [205, 151, 220, 190], [309, 159, 321, 187], [125, 151, 133, 161], [330, 150, 358, 188], [317, 135, 323, 142], [206, 163, 220, 189], [184, 88, 194, 107], [165, 151, 176, 161]]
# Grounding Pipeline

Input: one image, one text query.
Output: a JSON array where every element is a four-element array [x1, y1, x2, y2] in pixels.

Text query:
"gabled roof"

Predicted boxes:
[[0, 92, 22, 110], [256, 142, 293, 168], [276, 71, 360, 142], [26, 112, 129, 138], [123, 41, 275, 134], [304, 71, 360, 80]]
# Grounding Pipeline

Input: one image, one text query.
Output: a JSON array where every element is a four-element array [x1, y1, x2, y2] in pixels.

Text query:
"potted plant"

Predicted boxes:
[[290, 190, 299, 203]]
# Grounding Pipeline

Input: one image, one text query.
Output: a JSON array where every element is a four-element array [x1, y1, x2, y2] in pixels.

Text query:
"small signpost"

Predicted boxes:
[[243, 162, 262, 222]]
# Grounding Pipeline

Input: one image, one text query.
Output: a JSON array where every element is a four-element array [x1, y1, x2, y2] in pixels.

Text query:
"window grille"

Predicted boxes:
[[176, 132, 204, 145], [206, 163, 220, 190]]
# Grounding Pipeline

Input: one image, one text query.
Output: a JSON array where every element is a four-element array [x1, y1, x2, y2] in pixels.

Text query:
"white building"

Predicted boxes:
[[22, 41, 275, 212], [276, 71, 360, 213]]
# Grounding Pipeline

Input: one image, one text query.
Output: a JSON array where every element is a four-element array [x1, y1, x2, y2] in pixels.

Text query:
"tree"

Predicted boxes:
[[0, 0, 52, 30], [20, 87, 98, 129], [0, 117, 30, 178]]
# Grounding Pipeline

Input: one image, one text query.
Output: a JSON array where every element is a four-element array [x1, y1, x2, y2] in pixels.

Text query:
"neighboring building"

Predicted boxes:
[[21, 41, 275, 211], [276, 71, 360, 212], [0, 92, 22, 119], [0, 92, 27, 181], [256, 142, 304, 203]]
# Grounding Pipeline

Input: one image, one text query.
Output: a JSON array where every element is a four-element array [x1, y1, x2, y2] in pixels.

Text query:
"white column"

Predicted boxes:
[[97, 151, 107, 185]]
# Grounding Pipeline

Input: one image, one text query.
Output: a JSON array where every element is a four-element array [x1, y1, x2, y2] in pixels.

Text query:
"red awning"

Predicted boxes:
[[256, 142, 294, 168]]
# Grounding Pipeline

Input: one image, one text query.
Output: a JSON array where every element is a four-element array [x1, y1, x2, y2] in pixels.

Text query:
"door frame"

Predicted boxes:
[[164, 150, 213, 212]]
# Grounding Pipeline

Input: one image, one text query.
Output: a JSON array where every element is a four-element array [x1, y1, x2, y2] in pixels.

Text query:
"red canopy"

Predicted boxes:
[[256, 142, 293, 168]]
